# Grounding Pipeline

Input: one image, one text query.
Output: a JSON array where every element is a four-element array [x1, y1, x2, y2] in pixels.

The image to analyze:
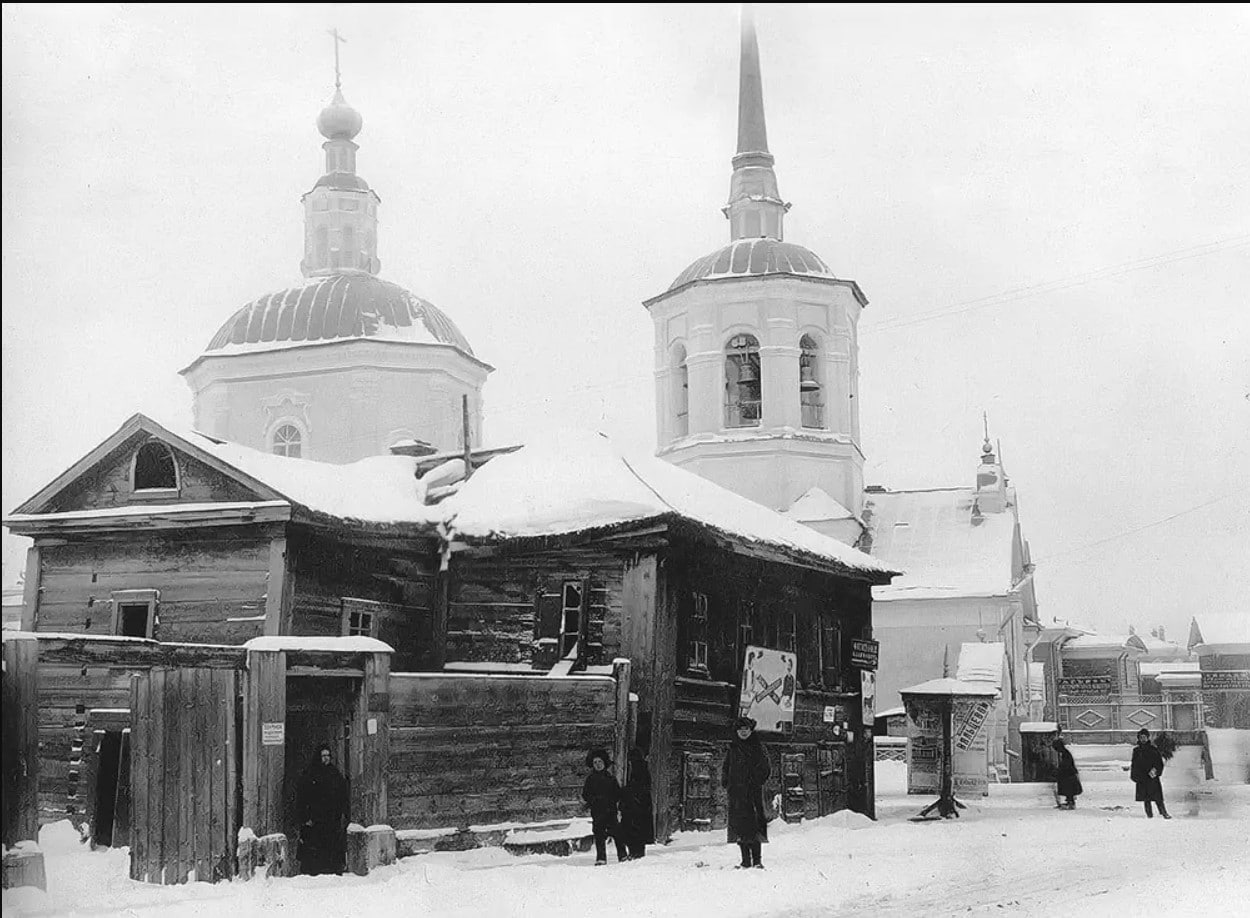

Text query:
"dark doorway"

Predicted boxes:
[[92, 731, 129, 847], [283, 676, 356, 875]]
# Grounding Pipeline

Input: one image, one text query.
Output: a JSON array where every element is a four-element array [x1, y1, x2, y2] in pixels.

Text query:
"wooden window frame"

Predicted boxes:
[[820, 614, 843, 691], [686, 591, 710, 676], [110, 589, 159, 639], [558, 579, 590, 660], [129, 442, 180, 496], [341, 597, 381, 638]]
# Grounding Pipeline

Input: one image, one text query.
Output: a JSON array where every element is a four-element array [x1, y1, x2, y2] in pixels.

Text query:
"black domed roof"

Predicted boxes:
[[670, 238, 835, 291], [203, 273, 475, 357]]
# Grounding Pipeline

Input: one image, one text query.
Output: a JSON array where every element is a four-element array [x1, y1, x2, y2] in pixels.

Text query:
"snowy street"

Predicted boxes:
[[6, 763, 1248, 918]]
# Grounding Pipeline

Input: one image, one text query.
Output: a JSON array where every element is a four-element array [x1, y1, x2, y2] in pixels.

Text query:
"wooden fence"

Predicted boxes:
[[386, 661, 630, 831]]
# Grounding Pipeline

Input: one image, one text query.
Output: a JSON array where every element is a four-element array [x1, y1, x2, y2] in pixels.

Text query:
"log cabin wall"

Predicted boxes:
[[386, 672, 620, 831], [658, 544, 877, 833], [287, 529, 439, 671], [31, 526, 276, 645], [445, 550, 624, 669]]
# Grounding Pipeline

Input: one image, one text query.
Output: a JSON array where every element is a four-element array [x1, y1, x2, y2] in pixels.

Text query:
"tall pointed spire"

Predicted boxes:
[[724, 4, 790, 241]]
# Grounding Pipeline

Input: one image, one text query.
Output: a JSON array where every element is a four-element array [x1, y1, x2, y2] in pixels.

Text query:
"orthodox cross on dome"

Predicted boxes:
[[328, 28, 347, 90]]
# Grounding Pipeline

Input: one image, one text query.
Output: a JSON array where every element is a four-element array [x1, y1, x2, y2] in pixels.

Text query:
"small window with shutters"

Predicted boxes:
[[687, 591, 710, 675], [821, 615, 843, 691], [534, 578, 589, 669], [781, 753, 806, 822]]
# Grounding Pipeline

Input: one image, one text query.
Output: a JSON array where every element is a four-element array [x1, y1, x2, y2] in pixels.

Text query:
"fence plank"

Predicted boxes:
[[128, 674, 147, 881], [162, 668, 183, 884]]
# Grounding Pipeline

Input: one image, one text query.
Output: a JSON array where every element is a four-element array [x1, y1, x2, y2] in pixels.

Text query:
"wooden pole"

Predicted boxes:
[[612, 659, 632, 787], [2, 637, 40, 846]]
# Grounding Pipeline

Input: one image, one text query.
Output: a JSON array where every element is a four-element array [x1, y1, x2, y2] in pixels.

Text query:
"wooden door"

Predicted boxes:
[[129, 667, 240, 884], [283, 676, 355, 873], [781, 753, 806, 822], [816, 743, 847, 814], [681, 752, 714, 831]]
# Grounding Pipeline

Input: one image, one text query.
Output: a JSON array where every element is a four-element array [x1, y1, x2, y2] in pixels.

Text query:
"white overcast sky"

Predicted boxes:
[[3, 3, 1249, 641]]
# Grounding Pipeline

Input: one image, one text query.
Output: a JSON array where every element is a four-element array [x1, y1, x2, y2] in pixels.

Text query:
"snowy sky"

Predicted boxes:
[[3, 3, 1248, 642]]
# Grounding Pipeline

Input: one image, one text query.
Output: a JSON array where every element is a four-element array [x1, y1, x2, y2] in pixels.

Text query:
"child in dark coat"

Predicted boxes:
[[723, 716, 771, 869], [582, 748, 627, 865]]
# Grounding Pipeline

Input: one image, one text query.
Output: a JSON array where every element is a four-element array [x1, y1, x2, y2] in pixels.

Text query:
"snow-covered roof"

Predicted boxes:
[[1139, 661, 1200, 677], [1192, 613, 1250, 648], [955, 642, 1005, 688], [7, 417, 897, 583], [783, 486, 856, 523], [1063, 633, 1148, 654], [1019, 722, 1059, 733], [447, 430, 897, 580], [876, 706, 906, 719], [899, 677, 999, 698], [863, 487, 1017, 602]]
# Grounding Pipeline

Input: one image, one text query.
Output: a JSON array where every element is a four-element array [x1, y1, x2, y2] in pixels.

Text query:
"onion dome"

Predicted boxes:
[[317, 88, 363, 141], [202, 274, 477, 358], [669, 238, 834, 291]]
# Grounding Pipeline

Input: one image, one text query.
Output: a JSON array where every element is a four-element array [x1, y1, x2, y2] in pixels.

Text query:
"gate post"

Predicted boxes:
[[612, 659, 632, 787], [242, 650, 286, 838], [2, 634, 44, 891]]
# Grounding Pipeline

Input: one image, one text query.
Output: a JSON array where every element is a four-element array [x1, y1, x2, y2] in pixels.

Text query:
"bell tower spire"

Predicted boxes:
[[723, 5, 790, 241], [300, 29, 382, 278]]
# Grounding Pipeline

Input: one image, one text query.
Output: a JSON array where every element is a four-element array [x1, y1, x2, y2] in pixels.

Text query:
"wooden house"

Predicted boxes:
[[6, 414, 897, 866]]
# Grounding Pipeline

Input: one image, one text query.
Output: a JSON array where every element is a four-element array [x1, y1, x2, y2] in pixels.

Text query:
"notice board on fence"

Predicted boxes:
[[952, 698, 993, 797], [904, 695, 994, 797], [904, 700, 942, 795]]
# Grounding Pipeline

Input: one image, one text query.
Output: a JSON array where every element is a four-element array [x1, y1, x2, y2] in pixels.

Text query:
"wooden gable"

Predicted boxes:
[[11, 414, 284, 517]]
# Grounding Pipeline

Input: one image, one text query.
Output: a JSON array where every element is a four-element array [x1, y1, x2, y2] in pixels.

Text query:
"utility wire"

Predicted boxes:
[[1032, 494, 1237, 568]]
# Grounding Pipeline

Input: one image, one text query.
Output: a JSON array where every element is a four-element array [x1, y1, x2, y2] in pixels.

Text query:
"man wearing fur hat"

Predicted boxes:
[[582, 748, 627, 865], [723, 716, 771, 868]]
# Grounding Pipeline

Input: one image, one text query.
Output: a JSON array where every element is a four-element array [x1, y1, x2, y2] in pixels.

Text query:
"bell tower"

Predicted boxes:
[[643, 6, 868, 530]]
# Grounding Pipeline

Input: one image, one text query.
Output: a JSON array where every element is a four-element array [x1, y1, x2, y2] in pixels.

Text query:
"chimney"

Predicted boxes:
[[389, 438, 438, 458]]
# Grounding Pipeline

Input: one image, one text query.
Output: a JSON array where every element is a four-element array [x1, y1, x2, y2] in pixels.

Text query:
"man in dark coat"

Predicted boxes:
[[297, 745, 349, 874], [722, 716, 770, 869], [1130, 728, 1170, 819], [618, 746, 655, 859], [582, 748, 627, 865], [1052, 735, 1082, 809]]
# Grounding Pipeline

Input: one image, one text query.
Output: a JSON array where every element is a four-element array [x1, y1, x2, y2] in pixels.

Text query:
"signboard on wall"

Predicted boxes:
[[953, 699, 993, 751], [851, 639, 879, 670], [738, 646, 797, 733], [1201, 670, 1250, 691], [1058, 676, 1113, 695], [261, 722, 285, 746], [861, 670, 877, 724]]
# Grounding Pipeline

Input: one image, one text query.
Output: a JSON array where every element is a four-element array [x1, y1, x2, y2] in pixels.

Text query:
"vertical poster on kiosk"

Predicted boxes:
[[738, 646, 797, 733]]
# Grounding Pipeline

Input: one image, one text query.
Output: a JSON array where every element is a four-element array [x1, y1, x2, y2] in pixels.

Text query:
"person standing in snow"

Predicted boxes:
[[296, 744, 349, 874], [582, 748, 627, 865], [723, 716, 771, 869], [1052, 734, 1082, 809], [1130, 728, 1171, 819], [618, 746, 655, 859]]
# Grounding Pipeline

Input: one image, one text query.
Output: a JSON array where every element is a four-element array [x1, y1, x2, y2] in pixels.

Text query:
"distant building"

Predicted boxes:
[[2, 587, 23, 631]]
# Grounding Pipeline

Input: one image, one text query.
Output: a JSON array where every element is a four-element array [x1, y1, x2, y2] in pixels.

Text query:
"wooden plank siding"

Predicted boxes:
[[288, 531, 437, 671], [33, 532, 273, 645], [444, 550, 625, 669], [385, 673, 619, 830]]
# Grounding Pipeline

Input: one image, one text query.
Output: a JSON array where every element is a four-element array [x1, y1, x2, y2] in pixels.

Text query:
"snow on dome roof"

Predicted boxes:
[[445, 429, 898, 581], [200, 273, 477, 359], [668, 238, 836, 291]]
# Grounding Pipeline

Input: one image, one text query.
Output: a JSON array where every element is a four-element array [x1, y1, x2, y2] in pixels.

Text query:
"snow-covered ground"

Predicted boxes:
[[5, 760, 1248, 918]]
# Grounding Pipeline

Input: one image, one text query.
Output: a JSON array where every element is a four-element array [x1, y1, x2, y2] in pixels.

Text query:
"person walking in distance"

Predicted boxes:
[[723, 716, 771, 869], [1052, 732, 1082, 810], [582, 748, 627, 865], [296, 744, 349, 875], [1130, 728, 1171, 819]]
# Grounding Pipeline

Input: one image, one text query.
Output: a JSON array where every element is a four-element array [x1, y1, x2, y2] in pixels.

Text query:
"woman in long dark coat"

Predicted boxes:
[[296, 745, 349, 875], [722, 716, 770, 869], [618, 746, 655, 859], [1130, 728, 1170, 819], [1052, 736, 1082, 809]]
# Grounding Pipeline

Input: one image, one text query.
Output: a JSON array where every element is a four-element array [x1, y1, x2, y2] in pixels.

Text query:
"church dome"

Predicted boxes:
[[669, 238, 835, 291], [317, 88, 363, 141], [202, 274, 476, 358]]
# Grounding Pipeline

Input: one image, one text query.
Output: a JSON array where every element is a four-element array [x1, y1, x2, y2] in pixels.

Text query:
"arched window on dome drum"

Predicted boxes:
[[342, 225, 355, 266], [799, 334, 825, 429], [315, 226, 329, 271], [724, 333, 762, 428], [132, 441, 178, 491], [672, 344, 689, 437], [272, 424, 302, 459]]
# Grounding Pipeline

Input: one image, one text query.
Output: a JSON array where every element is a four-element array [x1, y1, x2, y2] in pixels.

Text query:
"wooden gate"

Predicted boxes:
[[815, 744, 847, 815], [681, 752, 714, 831], [129, 667, 241, 884]]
